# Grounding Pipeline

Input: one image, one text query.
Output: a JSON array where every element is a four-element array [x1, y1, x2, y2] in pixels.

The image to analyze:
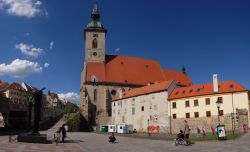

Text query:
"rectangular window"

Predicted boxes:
[[132, 107, 135, 115], [194, 112, 199, 118], [205, 98, 210, 105], [206, 111, 211, 117], [173, 114, 177, 119], [113, 102, 115, 107], [219, 110, 224, 116], [185, 100, 190, 107], [172, 102, 176, 109], [194, 100, 199, 106], [141, 106, 144, 111], [186, 113, 190, 118]]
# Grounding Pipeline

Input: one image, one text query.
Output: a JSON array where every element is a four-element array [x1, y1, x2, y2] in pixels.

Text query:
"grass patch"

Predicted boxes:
[[191, 133, 242, 142]]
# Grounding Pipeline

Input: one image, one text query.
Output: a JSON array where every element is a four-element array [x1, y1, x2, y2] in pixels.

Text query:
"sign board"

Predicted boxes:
[[217, 125, 226, 138]]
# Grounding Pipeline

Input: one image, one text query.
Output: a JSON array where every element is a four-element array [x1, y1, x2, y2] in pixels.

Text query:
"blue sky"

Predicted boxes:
[[0, 0, 250, 104]]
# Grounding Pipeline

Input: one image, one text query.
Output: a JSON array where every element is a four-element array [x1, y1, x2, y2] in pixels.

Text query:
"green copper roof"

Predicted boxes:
[[86, 20, 104, 29]]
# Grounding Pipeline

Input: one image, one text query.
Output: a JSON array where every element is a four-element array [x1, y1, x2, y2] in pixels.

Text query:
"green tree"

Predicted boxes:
[[63, 103, 79, 114]]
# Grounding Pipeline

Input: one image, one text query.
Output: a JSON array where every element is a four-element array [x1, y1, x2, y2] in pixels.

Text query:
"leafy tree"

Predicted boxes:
[[63, 103, 79, 114]]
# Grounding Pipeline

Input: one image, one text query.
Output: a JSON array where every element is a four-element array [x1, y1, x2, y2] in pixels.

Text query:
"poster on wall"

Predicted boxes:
[[217, 125, 226, 138]]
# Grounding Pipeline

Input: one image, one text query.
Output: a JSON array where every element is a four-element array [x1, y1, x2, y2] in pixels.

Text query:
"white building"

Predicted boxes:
[[168, 80, 249, 134], [112, 80, 176, 133]]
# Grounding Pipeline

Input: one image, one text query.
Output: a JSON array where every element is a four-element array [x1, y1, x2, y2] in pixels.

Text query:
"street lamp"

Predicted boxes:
[[215, 98, 222, 125], [147, 118, 150, 136]]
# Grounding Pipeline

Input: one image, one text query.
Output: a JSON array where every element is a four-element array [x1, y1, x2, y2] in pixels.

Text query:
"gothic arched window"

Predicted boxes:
[[92, 38, 98, 49]]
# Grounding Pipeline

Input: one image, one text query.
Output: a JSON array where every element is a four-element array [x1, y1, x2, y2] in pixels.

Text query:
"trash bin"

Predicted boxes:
[[101, 126, 108, 132]]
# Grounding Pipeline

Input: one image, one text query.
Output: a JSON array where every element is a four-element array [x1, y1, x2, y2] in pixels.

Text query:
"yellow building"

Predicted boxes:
[[168, 80, 249, 134]]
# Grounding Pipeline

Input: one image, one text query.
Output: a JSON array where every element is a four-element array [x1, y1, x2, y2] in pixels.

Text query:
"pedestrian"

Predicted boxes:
[[64, 124, 69, 132], [109, 133, 116, 143], [211, 126, 215, 135], [183, 120, 191, 146], [243, 124, 248, 134], [196, 127, 201, 138], [202, 127, 206, 138], [60, 124, 67, 142]]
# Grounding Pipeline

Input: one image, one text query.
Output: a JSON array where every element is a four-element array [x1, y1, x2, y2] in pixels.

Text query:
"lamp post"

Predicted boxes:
[[215, 99, 222, 125], [147, 118, 150, 136]]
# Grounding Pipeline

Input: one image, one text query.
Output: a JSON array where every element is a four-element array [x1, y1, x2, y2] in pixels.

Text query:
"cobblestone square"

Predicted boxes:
[[0, 130, 250, 152]]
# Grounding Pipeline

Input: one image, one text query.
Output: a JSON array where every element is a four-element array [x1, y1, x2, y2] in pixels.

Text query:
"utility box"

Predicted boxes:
[[108, 125, 117, 133], [100, 126, 108, 132], [117, 125, 133, 134]]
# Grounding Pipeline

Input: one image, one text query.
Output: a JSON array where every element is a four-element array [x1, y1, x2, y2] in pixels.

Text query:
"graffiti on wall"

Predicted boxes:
[[147, 125, 169, 133]]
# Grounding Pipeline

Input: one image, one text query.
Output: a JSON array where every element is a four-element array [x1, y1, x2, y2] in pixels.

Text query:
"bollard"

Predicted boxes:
[[9, 135, 11, 142]]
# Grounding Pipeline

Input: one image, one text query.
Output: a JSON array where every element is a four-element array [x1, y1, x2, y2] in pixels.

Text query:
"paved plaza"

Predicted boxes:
[[0, 129, 250, 152]]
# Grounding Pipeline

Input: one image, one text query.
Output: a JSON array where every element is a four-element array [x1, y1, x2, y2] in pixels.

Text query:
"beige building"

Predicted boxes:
[[168, 80, 249, 134], [112, 81, 176, 133], [80, 2, 192, 127]]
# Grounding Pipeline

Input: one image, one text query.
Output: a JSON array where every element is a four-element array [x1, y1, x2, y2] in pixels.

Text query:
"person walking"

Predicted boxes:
[[202, 127, 206, 138], [211, 126, 215, 135], [196, 127, 201, 138], [60, 124, 67, 142], [183, 120, 191, 146]]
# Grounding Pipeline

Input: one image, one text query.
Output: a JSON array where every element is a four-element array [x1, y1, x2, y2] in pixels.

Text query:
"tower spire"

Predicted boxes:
[[91, 0, 100, 20]]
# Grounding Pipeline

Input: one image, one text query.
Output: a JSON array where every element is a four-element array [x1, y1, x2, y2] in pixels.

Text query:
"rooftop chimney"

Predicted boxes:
[[213, 74, 219, 93]]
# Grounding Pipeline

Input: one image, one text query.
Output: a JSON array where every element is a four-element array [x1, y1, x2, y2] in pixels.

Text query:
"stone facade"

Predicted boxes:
[[112, 81, 176, 133], [169, 90, 250, 134], [80, 82, 135, 125], [170, 109, 248, 134]]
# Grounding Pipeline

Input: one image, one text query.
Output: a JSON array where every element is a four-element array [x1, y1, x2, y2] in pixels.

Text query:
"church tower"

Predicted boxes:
[[84, 2, 107, 63]]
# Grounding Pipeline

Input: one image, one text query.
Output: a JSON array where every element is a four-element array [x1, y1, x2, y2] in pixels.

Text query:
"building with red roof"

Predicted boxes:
[[168, 80, 249, 134], [80, 2, 192, 126], [112, 80, 176, 133]]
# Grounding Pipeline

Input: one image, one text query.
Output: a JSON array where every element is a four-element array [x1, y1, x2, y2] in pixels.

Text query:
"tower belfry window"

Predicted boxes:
[[92, 38, 98, 49]]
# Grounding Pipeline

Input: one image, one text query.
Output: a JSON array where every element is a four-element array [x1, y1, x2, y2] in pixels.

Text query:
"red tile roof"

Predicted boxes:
[[0, 81, 9, 90], [7, 82, 25, 91], [113, 80, 174, 101], [85, 55, 192, 86], [169, 80, 248, 100], [163, 70, 192, 87]]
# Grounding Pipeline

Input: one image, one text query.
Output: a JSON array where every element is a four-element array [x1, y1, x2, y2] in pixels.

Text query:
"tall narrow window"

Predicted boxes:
[[172, 102, 176, 109], [94, 89, 97, 102], [185, 100, 190, 107], [92, 38, 98, 49], [194, 100, 199, 106], [132, 107, 135, 115], [194, 112, 199, 118], [141, 106, 144, 111], [205, 98, 210, 105]]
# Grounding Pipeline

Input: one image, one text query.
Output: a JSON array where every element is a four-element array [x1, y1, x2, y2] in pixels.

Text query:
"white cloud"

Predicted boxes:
[[114, 48, 120, 53], [58, 92, 80, 104], [49, 41, 54, 49], [44, 62, 49, 68], [0, 0, 46, 18], [25, 32, 30, 36], [0, 58, 43, 78], [15, 43, 44, 58]]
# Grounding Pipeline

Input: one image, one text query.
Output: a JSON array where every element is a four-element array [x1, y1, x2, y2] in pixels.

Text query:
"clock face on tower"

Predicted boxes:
[[93, 52, 97, 56]]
